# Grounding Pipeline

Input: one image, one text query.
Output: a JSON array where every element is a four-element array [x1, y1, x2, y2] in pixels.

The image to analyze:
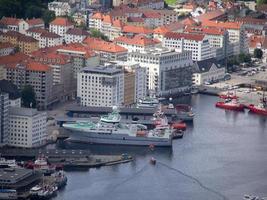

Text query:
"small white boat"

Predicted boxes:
[[137, 97, 159, 108], [0, 157, 17, 168]]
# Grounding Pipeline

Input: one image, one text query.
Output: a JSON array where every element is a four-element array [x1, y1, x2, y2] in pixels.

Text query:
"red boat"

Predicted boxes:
[[172, 122, 186, 131], [219, 94, 238, 99], [216, 99, 245, 111], [247, 95, 267, 116]]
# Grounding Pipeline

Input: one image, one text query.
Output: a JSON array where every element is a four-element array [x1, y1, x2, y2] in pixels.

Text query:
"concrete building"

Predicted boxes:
[[9, 107, 47, 148], [0, 80, 21, 107], [49, 17, 74, 37], [48, 1, 73, 16], [0, 92, 9, 146], [163, 32, 212, 61], [39, 32, 62, 48], [0, 42, 15, 57], [127, 47, 193, 96], [192, 58, 226, 85], [77, 66, 124, 107], [65, 28, 89, 44]]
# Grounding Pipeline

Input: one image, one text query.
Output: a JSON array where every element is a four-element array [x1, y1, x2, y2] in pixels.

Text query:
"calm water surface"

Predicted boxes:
[[54, 95, 267, 200]]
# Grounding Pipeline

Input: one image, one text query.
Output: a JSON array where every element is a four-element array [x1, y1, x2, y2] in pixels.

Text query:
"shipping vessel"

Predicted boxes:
[[247, 93, 267, 116], [216, 97, 245, 111], [63, 107, 173, 147]]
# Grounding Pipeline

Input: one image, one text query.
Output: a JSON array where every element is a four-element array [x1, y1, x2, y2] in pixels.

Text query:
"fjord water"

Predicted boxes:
[[55, 95, 267, 200]]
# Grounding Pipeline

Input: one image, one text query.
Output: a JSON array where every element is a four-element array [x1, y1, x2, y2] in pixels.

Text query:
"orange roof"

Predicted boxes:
[[26, 61, 50, 72], [202, 20, 242, 30], [0, 17, 21, 26], [26, 18, 44, 26], [115, 35, 160, 46], [153, 22, 184, 35], [91, 12, 103, 19], [122, 25, 153, 34], [164, 32, 205, 41], [113, 19, 124, 28], [0, 42, 15, 49], [102, 15, 112, 23], [57, 43, 96, 58], [50, 17, 73, 26], [181, 18, 198, 26], [143, 11, 161, 18], [185, 26, 226, 35], [196, 10, 224, 22], [0, 52, 28, 66], [83, 37, 127, 53]]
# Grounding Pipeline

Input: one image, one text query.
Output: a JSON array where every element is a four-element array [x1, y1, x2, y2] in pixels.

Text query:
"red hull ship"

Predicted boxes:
[[216, 101, 245, 111], [247, 94, 267, 116]]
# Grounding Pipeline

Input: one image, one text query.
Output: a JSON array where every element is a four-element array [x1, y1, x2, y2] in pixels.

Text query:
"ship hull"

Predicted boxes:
[[248, 105, 267, 116], [66, 130, 172, 147], [215, 102, 245, 111]]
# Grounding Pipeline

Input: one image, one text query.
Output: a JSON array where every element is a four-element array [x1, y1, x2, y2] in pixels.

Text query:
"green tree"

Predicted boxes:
[[254, 48, 263, 59], [42, 10, 55, 27], [239, 53, 251, 63], [21, 85, 36, 108], [90, 29, 109, 41], [257, 0, 267, 5]]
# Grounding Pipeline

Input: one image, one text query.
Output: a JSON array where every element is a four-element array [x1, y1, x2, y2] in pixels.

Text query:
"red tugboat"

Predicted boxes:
[[219, 92, 238, 100], [216, 97, 245, 111], [247, 93, 267, 116]]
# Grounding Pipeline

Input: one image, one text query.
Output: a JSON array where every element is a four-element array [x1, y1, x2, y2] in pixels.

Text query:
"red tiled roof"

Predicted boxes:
[[127, 17, 144, 23], [196, 10, 224, 22], [26, 61, 51, 72], [181, 18, 198, 26], [102, 15, 112, 23], [122, 25, 153, 34], [164, 32, 205, 41], [91, 12, 103, 19], [0, 52, 28, 66], [235, 17, 267, 25], [19, 35, 38, 43], [0, 42, 15, 49], [26, 27, 47, 34], [142, 11, 161, 18], [112, 19, 124, 28], [202, 20, 242, 30], [66, 28, 90, 36], [57, 43, 96, 58], [114, 35, 160, 46], [83, 37, 127, 53], [40, 31, 61, 38], [185, 26, 226, 35], [0, 17, 21, 26], [50, 17, 74, 26], [153, 22, 184, 35], [26, 18, 44, 26]]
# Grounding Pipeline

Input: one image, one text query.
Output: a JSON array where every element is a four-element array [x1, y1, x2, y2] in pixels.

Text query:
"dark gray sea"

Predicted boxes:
[[53, 95, 267, 200]]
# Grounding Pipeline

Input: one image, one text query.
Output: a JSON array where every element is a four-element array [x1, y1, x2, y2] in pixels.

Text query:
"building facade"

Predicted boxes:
[[9, 107, 47, 148], [0, 92, 9, 146], [77, 66, 124, 107]]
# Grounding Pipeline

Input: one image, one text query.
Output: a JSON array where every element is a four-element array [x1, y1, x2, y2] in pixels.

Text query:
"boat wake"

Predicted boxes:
[[157, 161, 229, 200]]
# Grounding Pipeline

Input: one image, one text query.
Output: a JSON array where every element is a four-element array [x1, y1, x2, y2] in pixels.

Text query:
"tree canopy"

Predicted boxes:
[[257, 0, 267, 5], [90, 29, 109, 41], [254, 48, 263, 59], [21, 85, 37, 108]]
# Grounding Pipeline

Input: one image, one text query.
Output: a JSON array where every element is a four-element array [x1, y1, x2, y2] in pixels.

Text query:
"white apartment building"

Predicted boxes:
[[192, 58, 225, 86], [49, 17, 74, 37], [39, 32, 62, 48], [64, 28, 89, 44], [9, 107, 47, 148], [163, 32, 212, 61], [48, 1, 72, 16], [127, 47, 193, 96], [77, 66, 124, 107], [0, 92, 9, 146]]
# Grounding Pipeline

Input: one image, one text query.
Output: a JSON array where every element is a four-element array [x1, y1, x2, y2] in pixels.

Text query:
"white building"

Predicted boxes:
[[9, 107, 47, 148], [0, 92, 9, 146], [127, 47, 193, 96], [163, 32, 212, 61], [49, 17, 74, 37], [48, 1, 72, 16], [0, 42, 14, 57], [192, 58, 226, 85], [77, 66, 124, 107], [64, 28, 89, 44], [39, 32, 62, 48]]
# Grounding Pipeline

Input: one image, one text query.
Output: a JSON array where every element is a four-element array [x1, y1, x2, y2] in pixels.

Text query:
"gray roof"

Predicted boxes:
[[0, 80, 20, 100], [194, 58, 222, 73], [0, 168, 32, 182], [81, 65, 123, 75], [9, 107, 45, 117]]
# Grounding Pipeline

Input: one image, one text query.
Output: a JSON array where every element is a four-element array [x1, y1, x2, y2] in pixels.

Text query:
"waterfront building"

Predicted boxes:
[[9, 107, 47, 148], [77, 66, 124, 107], [83, 37, 127, 64], [114, 35, 161, 52], [49, 17, 74, 37], [0, 42, 15, 57], [48, 1, 73, 16], [64, 28, 89, 44], [163, 32, 212, 61], [127, 47, 193, 96], [0, 92, 9, 146], [192, 58, 226, 86]]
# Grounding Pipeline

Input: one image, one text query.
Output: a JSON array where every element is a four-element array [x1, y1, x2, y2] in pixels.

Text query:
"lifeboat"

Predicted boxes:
[[172, 122, 186, 131], [247, 104, 267, 116], [215, 100, 245, 111]]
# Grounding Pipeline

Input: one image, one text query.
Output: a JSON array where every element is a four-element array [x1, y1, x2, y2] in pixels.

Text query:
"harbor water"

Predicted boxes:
[[54, 94, 267, 200]]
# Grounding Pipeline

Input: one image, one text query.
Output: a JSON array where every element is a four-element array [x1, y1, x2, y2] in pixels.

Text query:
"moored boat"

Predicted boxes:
[[216, 97, 244, 111], [53, 171, 67, 189], [247, 94, 267, 116]]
